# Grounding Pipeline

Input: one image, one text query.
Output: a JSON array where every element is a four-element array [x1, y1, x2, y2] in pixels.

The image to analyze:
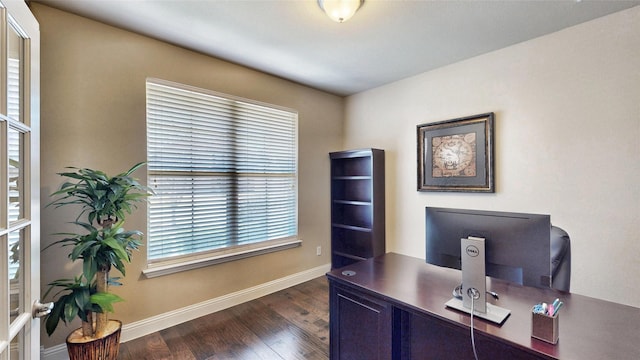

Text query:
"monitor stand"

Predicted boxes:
[[446, 236, 510, 325], [445, 297, 510, 325]]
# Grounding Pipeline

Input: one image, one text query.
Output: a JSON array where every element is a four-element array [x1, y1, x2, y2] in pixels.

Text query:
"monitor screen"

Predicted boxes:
[[426, 207, 551, 289]]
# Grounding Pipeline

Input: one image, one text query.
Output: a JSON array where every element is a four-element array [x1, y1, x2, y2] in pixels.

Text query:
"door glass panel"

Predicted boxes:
[[8, 127, 23, 223], [9, 328, 23, 360], [8, 229, 24, 326], [7, 22, 22, 122]]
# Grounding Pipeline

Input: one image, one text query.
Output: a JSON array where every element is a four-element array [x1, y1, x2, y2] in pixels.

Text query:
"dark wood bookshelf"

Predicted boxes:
[[329, 149, 385, 269]]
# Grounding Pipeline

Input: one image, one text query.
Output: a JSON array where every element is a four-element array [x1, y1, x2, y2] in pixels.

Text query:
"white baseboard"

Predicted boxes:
[[41, 344, 69, 360], [41, 263, 331, 360]]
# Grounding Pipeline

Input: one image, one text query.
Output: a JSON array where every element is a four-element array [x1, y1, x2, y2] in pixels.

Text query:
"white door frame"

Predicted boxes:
[[0, 0, 40, 359]]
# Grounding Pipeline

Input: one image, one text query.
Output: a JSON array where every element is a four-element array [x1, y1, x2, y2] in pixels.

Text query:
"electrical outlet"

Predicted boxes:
[[316, 246, 322, 256]]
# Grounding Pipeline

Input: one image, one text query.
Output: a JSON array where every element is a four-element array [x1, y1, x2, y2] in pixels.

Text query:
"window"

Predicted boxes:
[[145, 79, 299, 275]]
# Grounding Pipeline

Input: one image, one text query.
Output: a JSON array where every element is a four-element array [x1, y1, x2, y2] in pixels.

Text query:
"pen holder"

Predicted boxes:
[[531, 310, 559, 344]]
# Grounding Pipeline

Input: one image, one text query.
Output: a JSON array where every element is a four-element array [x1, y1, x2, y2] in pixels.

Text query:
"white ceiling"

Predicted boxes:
[[33, 0, 639, 96]]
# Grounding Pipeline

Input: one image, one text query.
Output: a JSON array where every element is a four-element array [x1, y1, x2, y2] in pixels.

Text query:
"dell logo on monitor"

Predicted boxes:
[[466, 245, 480, 257]]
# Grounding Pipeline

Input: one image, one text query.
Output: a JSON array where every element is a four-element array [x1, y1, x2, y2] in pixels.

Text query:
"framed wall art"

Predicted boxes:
[[417, 112, 494, 192]]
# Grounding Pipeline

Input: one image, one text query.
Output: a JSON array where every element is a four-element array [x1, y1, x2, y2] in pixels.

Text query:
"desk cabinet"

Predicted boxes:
[[327, 253, 640, 360], [403, 311, 542, 360], [329, 280, 546, 360], [330, 284, 393, 360]]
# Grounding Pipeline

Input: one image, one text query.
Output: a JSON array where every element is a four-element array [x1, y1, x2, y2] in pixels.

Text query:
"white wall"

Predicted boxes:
[[343, 6, 640, 307]]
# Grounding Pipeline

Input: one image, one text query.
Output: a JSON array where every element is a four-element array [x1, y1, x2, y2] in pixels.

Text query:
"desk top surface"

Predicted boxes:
[[326, 253, 640, 360]]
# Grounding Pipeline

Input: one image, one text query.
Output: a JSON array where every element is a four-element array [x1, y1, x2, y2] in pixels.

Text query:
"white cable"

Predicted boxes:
[[470, 289, 479, 360]]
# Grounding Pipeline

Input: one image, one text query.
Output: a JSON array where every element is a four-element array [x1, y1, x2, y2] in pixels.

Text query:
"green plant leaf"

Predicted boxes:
[[47, 162, 151, 226], [74, 287, 91, 310], [102, 236, 129, 261], [124, 161, 147, 176], [90, 292, 124, 313], [71, 239, 97, 261], [83, 257, 97, 284], [45, 295, 66, 336], [63, 301, 78, 323], [111, 255, 126, 276]]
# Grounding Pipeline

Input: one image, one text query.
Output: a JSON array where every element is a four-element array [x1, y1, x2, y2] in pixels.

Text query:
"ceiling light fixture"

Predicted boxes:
[[318, 0, 364, 23]]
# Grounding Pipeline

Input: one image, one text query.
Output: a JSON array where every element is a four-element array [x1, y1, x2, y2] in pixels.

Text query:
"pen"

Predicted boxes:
[[552, 301, 564, 316]]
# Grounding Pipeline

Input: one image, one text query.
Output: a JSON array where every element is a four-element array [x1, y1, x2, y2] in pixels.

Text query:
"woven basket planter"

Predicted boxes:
[[66, 320, 122, 360]]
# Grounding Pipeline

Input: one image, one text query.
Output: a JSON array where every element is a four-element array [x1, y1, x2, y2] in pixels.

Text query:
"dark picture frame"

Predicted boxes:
[[417, 112, 494, 192]]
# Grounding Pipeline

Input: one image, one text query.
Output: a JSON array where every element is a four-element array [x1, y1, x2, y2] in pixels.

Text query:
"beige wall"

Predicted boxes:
[[32, 4, 343, 348], [32, 1, 640, 349], [344, 6, 640, 307]]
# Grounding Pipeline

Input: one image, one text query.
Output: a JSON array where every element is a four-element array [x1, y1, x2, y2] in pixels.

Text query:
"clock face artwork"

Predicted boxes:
[[432, 132, 476, 177]]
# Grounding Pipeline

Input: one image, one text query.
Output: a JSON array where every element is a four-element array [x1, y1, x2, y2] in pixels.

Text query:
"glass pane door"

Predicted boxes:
[[0, 1, 40, 359]]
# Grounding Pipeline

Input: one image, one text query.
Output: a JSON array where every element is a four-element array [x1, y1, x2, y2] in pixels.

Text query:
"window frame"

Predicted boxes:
[[143, 78, 300, 278]]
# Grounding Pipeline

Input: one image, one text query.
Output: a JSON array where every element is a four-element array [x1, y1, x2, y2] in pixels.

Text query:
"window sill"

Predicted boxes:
[[142, 239, 302, 278]]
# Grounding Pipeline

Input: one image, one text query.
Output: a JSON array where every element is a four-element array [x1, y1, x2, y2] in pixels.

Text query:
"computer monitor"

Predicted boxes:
[[426, 207, 551, 289]]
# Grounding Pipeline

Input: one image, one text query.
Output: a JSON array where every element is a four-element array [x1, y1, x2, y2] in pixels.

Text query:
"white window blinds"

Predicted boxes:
[[146, 79, 298, 262], [8, 58, 21, 280]]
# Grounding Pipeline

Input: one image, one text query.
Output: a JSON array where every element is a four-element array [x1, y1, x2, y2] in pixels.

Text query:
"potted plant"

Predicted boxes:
[[43, 162, 152, 360]]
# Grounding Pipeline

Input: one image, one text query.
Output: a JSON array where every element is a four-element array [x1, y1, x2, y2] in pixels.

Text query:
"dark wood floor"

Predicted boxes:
[[118, 276, 330, 360]]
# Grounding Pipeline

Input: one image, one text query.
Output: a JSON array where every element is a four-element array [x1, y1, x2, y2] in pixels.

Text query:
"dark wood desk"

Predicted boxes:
[[326, 253, 639, 359]]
